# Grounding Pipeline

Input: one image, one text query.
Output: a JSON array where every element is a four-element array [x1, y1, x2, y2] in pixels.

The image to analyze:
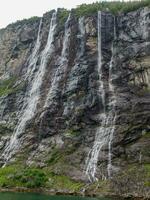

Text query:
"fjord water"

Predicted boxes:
[[0, 193, 112, 200]]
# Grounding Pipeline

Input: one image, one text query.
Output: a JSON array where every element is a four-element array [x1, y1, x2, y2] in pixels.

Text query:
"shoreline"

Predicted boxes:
[[0, 187, 149, 200]]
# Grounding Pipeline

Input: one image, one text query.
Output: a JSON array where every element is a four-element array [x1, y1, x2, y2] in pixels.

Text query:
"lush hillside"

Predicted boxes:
[[75, 0, 150, 16]]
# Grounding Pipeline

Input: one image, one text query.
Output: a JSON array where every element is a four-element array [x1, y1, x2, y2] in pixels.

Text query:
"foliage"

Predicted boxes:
[[14, 168, 48, 188], [0, 166, 48, 188], [58, 9, 70, 25], [64, 129, 80, 138], [7, 16, 40, 29], [0, 77, 16, 96], [0, 123, 13, 135], [0, 77, 25, 97], [46, 172, 84, 192], [75, 0, 150, 17], [0, 165, 84, 192]]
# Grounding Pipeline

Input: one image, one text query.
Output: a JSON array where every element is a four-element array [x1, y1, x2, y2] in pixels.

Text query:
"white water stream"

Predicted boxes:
[[85, 12, 117, 182], [2, 12, 57, 163], [44, 13, 71, 108]]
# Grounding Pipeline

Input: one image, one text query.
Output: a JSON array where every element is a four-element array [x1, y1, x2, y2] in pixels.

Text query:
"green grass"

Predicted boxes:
[[144, 164, 150, 187], [46, 171, 84, 192], [0, 166, 47, 188], [144, 164, 150, 176], [0, 165, 84, 192]]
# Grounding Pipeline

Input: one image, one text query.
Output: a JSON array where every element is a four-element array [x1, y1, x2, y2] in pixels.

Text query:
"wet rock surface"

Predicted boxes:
[[0, 7, 149, 198]]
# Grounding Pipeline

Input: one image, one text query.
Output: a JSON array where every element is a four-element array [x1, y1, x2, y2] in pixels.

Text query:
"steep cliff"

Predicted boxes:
[[0, 5, 149, 198]]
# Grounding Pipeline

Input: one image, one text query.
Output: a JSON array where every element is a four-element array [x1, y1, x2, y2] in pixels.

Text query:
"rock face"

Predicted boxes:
[[0, 7, 149, 197]]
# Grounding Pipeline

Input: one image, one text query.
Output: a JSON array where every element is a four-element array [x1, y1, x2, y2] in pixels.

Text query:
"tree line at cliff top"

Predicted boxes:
[[4, 0, 150, 29], [75, 0, 150, 16]]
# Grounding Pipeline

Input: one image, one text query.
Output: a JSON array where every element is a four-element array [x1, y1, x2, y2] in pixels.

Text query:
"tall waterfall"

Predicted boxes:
[[26, 18, 42, 79], [107, 17, 117, 178], [97, 11, 105, 110], [85, 12, 116, 182], [2, 12, 57, 163], [44, 13, 71, 108]]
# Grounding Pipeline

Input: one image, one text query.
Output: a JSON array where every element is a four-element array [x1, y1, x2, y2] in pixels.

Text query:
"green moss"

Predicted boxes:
[[142, 131, 150, 138], [47, 144, 77, 165], [0, 123, 13, 135], [144, 164, 150, 176], [46, 172, 84, 192], [64, 129, 80, 138], [144, 181, 150, 187], [47, 148, 63, 165], [143, 164, 150, 187], [0, 77, 25, 97]]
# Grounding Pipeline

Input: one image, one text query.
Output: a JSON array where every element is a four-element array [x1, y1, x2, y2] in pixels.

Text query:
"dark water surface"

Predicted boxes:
[[0, 192, 112, 200]]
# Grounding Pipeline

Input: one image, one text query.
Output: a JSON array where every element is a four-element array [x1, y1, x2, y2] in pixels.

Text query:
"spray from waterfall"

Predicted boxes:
[[85, 12, 117, 182], [1, 11, 57, 164], [44, 13, 71, 108]]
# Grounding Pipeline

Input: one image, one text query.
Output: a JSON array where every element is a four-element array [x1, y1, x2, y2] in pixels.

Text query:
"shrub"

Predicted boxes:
[[75, 0, 150, 17]]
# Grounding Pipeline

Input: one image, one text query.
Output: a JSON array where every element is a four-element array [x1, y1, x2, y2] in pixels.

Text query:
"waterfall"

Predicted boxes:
[[97, 11, 105, 110], [44, 13, 71, 108], [2, 12, 57, 164], [26, 18, 42, 79], [107, 17, 117, 178], [85, 12, 116, 182]]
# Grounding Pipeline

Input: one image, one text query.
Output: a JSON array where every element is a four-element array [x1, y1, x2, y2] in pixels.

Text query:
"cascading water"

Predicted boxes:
[[107, 17, 117, 178], [2, 12, 57, 163], [44, 13, 71, 108], [26, 18, 42, 79], [97, 11, 105, 110], [85, 12, 117, 182]]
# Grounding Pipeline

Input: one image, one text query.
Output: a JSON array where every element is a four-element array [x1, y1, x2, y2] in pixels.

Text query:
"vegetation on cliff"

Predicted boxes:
[[0, 165, 84, 192], [0, 77, 25, 97], [1, 0, 150, 30], [75, 0, 150, 16]]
